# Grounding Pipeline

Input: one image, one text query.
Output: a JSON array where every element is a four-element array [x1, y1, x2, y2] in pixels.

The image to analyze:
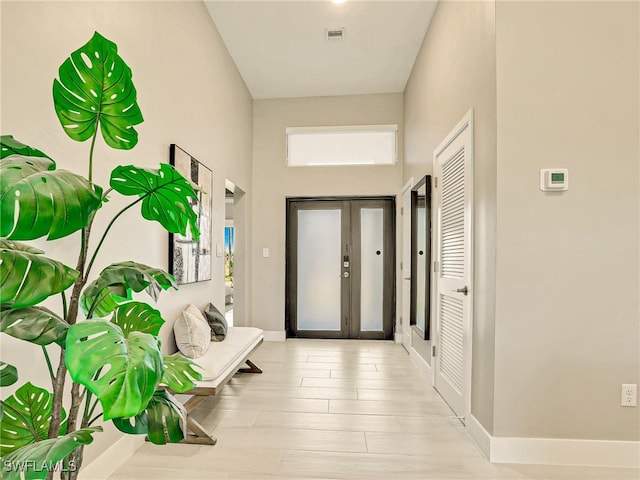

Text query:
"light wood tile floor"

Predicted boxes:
[[109, 340, 639, 480]]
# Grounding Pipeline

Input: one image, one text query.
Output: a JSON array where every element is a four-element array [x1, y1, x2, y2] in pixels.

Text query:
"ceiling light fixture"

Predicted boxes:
[[331, 0, 346, 4]]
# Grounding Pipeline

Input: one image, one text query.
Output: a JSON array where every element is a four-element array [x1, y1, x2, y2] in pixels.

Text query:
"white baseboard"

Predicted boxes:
[[408, 346, 433, 380], [490, 436, 640, 468], [464, 415, 640, 468], [466, 413, 491, 458], [263, 330, 286, 341], [80, 434, 144, 480]]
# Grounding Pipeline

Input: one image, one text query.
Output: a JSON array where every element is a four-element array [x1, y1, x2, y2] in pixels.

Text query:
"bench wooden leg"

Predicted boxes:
[[238, 359, 262, 374], [181, 394, 217, 445], [182, 416, 217, 445]]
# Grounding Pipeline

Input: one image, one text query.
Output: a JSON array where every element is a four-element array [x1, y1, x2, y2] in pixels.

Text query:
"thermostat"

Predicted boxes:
[[540, 168, 568, 191]]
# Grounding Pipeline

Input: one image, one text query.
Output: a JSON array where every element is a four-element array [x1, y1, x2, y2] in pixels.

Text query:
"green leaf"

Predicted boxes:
[[112, 390, 185, 445], [111, 302, 164, 337], [0, 307, 68, 346], [0, 154, 103, 240], [0, 240, 43, 255], [0, 362, 18, 387], [0, 383, 67, 457], [145, 390, 185, 444], [81, 261, 176, 317], [0, 136, 51, 160], [79, 286, 131, 319], [52, 31, 143, 150], [110, 164, 200, 240], [111, 412, 147, 435], [161, 354, 202, 393], [0, 246, 78, 310], [65, 320, 163, 420], [0, 427, 102, 480]]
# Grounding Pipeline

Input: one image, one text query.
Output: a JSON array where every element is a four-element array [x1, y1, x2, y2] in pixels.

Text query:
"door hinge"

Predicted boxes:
[[399, 316, 403, 326], [400, 207, 404, 215], [434, 177, 438, 188], [400, 261, 403, 270], [432, 345, 436, 357], [433, 261, 439, 272]]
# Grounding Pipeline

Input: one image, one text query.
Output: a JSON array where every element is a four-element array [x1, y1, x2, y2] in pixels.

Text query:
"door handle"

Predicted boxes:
[[454, 286, 468, 295]]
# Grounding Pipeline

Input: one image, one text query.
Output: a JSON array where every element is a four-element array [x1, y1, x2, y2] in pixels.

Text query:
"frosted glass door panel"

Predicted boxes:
[[416, 205, 427, 331], [360, 208, 384, 331], [297, 209, 342, 331]]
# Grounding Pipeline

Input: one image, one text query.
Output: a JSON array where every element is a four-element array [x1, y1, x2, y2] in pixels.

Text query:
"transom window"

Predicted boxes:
[[286, 125, 397, 167]]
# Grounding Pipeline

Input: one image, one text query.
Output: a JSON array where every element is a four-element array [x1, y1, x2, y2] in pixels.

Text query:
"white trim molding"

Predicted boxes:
[[409, 347, 433, 380], [466, 414, 491, 458], [465, 415, 640, 468], [490, 436, 640, 468], [80, 434, 144, 480]]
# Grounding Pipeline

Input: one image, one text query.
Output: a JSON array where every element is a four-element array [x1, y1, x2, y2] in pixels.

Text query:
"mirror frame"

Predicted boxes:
[[410, 175, 432, 340]]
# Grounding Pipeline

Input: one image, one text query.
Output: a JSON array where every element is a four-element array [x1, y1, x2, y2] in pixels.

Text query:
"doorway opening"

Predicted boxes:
[[286, 197, 395, 340]]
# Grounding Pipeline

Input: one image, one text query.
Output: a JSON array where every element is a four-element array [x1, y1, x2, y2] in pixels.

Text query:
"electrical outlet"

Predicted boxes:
[[621, 384, 637, 407]]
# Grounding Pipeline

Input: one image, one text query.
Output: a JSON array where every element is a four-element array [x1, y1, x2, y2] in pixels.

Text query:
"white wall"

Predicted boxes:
[[1, 0, 252, 467], [403, 0, 497, 431], [494, 0, 639, 441], [251, 94, 404, 334]]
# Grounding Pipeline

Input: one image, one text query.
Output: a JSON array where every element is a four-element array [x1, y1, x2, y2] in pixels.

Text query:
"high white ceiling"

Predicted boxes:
[[205, 1, 437, 99]]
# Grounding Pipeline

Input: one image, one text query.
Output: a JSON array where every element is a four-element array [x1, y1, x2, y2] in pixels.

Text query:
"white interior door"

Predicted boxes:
[[432, 111, 473, 421], [401, 179, 413, 352]]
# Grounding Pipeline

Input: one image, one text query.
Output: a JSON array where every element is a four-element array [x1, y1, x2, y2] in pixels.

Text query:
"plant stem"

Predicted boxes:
[[88, 129, 98, 183], [48, 224, 92, 439], [67, 382, 82, 433], [87, 396, 100, 423], [42, 346, 55, 387], [0, 400, 41, 440], [88, 412, 103, 427], [61, 291, 68, 319], [85, 196, 144, 277]]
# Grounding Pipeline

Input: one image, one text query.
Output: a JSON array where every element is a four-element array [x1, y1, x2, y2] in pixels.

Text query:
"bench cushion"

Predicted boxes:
[[195, 326, 263, 382]]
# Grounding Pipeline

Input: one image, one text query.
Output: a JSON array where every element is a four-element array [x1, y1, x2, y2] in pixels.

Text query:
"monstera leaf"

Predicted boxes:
[[110, 164, 200, 239], [112, 390, 185, 445], [0, 136, 51, 160], [0, 427, 102, 480], [0, 383, 66, 457], [81, 261, 176, 317], [53, 31, 143, 150], [80, 286, 131, 319], [161, 354, 202, 393], [0, 154, 103, 240], [0, 245, 78, 309], [111, 302, 164, 337], [0, 307, 68, 346], [0, 362, 18, 387], [0, 239, 43, 254], [65, 320, 163, 420]]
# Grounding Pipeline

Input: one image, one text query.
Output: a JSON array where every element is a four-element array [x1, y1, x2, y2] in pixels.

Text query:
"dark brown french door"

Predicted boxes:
[[286, 197, 395, 339]]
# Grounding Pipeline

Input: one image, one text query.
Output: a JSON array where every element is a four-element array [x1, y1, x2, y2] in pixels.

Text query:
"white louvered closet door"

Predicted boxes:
[[433, 112, 473, 422]]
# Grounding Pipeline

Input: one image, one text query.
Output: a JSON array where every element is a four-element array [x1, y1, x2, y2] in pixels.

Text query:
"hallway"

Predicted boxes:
[[110, 340, 639, 479]]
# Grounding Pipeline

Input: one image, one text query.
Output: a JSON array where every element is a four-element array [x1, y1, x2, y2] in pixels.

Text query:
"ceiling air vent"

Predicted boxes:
[[325, 28, 345, 41]]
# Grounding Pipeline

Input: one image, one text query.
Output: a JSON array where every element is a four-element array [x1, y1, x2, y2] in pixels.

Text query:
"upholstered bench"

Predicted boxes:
[[165, 304, 264, 445]]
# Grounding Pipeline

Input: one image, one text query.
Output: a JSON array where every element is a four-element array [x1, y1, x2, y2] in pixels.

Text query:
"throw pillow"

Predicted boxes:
[[173, 306, 211, 358], [203, 302, 228, 341]]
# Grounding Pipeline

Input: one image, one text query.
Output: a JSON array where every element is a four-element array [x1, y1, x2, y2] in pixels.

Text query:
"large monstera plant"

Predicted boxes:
[[0, 32, 202, 479]]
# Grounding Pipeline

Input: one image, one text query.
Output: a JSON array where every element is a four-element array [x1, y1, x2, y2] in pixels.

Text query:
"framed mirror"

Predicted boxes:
[[410, 175, 432, 340]]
